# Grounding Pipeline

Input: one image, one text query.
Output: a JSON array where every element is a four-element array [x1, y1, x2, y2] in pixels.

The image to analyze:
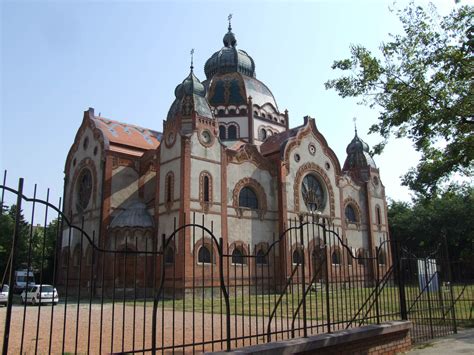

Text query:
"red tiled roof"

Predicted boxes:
[[92, 116, 161, 151]]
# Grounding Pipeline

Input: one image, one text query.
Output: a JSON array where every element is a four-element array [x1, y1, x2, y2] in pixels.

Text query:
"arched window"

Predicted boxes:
[[198, 245, 211, 263], [219, 125, 226, 140], [345, 204, 357, 223], [166, 172, 174, 203], [302, 174, 325, 212], [77, 168, 92, 211], [375, 206, 382, 225], [240, 108, 247, 116], [228, 108, 236, 116], [203, 176, 210, 202], [292, 249, 303, 265], [165, 247, 174, 264], [228, 125, 237, 140], [239, 187, 258, 209], [331, 250, 341, 265], [218, 109, 225, 117], [259, 128, 267, 141], [232, 247, 246, 265], [256, 249, 267, 265]]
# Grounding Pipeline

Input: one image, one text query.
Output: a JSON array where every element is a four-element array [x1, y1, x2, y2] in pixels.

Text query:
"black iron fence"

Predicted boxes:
[[1, 175, 473, 354]]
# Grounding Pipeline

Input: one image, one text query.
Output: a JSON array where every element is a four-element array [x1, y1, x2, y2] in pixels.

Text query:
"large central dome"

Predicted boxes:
[[203, 24, 279, 111], [204, 25, 256, 79]]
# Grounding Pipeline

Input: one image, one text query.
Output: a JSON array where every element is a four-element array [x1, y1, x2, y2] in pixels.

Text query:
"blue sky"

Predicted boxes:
[[0, 0, 465, 210]]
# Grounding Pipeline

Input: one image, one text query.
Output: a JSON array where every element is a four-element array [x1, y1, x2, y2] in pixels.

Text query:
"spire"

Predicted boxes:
[[353, 117, 358, 136], [228, 13, 233, 31], [190, 48, 194, 72], [223, 14, 237, 47]]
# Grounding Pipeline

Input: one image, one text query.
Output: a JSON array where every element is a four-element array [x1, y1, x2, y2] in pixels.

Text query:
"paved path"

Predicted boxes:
[[407, 328, 474, 354]]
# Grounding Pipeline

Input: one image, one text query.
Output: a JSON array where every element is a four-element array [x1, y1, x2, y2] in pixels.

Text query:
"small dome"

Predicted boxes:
[[346, 133, 370, 154], [343, 131, 377, 174], [175, 71, 206, 99], [204, 28, 256, 79], [110, 202, 154, 229], [167, 69, 213, 121]]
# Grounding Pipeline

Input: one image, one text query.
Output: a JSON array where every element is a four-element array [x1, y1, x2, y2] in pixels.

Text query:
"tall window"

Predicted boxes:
[[375, 206, 382, 225], [345, 205, 357, 223], [203, 176, 210, 202], [302, 174, 325, 212], [166, 173, 174, 203], [219, 125, 226, 140], [228, 125, 237, 140], [259, 128, 267, 141], [239, 187, 258, 209], [165, 246, 174, 264]]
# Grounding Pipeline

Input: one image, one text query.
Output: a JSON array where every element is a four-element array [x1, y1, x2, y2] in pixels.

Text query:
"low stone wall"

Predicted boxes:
[[209, 321, 412, 355]]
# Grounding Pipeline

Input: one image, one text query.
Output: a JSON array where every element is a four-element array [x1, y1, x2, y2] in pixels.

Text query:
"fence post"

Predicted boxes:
[[323, 223, 331, 334], [443, 233, 457, 334], [392, 238, 407, 320], [298, 215, 308, 337], [2, 178, 23, 355], [219, 237, 231, 351], [375, 247, 380, 324]]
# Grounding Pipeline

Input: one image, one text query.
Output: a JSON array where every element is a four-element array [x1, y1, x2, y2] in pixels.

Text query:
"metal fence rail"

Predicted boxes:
[[1, 174, 473, 354]]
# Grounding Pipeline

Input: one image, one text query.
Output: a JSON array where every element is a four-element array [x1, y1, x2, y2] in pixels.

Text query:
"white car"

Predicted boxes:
[[0, 284, 8, 306], [21, 284, 59, 305]]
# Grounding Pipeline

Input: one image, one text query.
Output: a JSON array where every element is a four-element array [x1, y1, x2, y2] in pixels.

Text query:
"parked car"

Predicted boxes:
[[0, 284, 9, 306], [21, 284, 59, 305]]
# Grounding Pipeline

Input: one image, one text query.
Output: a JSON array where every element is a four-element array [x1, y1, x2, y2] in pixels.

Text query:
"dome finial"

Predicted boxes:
[[353, 117, 358, 136], [190, 48, 194, 72], [228, 13, 233, 31]]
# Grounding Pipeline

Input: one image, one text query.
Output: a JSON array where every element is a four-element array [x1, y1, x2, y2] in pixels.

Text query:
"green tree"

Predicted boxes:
[[325, 3, 473, 196], [388, 185, 474, 261]]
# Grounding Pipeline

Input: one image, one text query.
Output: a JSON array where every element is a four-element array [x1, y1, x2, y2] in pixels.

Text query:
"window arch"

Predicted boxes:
[[228, 125, 238, 140], [228, 108, 236, 116], [259, 128, 267, 141], [231, 247, 246, 265], [240, 108, 247, 116], [345, 204, 357, 223], [331, 249, 341, 265], [292, 249, 303, 265], [219, 125, 226, 140], [203, 176, 210, 202], [198, 245, 212, 264], [239, 187, 258, 209], [217, 109, 225, 117]]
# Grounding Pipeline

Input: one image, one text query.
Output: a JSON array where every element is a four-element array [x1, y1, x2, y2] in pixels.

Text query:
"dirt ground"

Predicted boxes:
[[0, 302, 312, 354]]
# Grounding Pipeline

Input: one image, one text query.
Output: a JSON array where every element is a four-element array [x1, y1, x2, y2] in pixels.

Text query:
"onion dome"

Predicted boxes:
[[110, 202, 154, 229], [204, 25, 256, 79], [167, 68, 213, 121], [343, 130, 377, 177]]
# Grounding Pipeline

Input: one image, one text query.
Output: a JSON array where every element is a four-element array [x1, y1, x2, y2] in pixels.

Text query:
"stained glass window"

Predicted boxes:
[[301, 174, 325, 212], [77, 169, 92, 210]]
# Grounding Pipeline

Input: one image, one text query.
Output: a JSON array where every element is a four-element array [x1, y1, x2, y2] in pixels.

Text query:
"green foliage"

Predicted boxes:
[[325, 3, 473, 196], [388, 185, 474, 261], [0, 205, 59, 284]]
